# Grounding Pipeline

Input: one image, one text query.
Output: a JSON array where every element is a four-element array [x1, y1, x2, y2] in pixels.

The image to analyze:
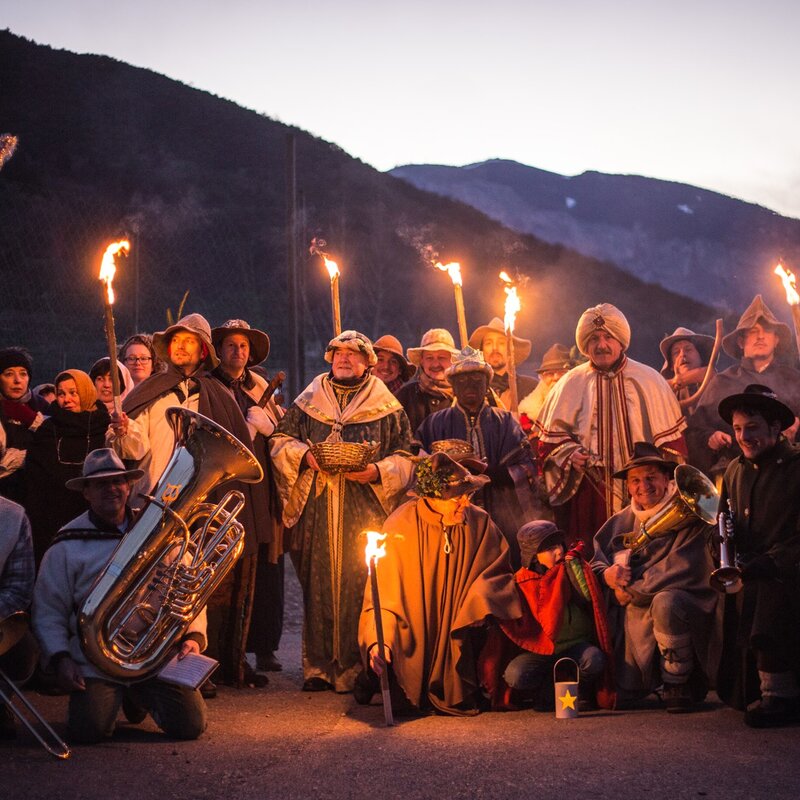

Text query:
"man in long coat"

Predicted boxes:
[[536, 303, 687, 549], [357, 452, 521, 716], [716, 385, 800, 727], [270, 331, 413, 692], [107, 313, 271, 688]]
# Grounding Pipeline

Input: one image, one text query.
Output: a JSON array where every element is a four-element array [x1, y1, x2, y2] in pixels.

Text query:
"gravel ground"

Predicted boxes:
[[4, 567, 799, 800]]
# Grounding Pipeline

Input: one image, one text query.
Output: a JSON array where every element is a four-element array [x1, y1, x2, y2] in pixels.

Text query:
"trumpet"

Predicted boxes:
[[711, 500, 743, 594], [0, 612, 71, 759]]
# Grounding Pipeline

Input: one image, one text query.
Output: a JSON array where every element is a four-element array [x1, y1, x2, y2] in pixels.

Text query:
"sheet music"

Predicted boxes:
[[157, 652, 218, 690]]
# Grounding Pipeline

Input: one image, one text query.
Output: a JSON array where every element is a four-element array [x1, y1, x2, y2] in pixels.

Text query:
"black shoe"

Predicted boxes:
[[745, 695, 800, 728], [353, 670, 379, 705], [121, 693, 148, 724], [663, 682, 694, 713], [256, 653, 283, 672], [243, 664, 269, 688], [302, 677, 333, 692], [0, 703, 16, 740], [199, 679, 218, 700]]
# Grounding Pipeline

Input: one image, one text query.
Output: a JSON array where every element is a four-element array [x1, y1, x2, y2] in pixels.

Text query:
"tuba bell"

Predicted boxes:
[[79, 407, 263, 681], [623, 464, 718, 551]]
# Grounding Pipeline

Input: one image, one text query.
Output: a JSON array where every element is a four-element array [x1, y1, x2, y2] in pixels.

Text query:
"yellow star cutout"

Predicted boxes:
[[559, 688, 577, 710]]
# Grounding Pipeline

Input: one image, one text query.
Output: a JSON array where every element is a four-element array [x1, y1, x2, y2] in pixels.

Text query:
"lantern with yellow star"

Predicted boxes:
[[554, 657, 580, 719]]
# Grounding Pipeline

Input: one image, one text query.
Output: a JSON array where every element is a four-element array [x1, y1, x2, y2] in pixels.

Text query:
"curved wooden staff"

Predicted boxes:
[[679, 318, 724, 411]]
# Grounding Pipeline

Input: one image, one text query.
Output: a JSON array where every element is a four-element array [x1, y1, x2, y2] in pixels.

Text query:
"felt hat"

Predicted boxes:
[[517, 520, 566, 569], [406, 328, 460, 366], [468, 317, 532, 364], [718, 383, 795, 430], [576, 304, 631, 356], [152, 313, 219, 370], [212, 319, 271, 366], [373, 335, 416, 381], [536, 343, 574, 374], [445, 346, 494, 382], [722, 295, 792, 360], [324, 330, 377, 367], [612, 441, 677, 480], [659, 327, 715, 378], [65, 447, 144, 490], [412, 451, 490, 500]]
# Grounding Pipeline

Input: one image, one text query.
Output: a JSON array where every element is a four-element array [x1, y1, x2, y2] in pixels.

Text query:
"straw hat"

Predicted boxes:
[[406, 328, 460, 366]]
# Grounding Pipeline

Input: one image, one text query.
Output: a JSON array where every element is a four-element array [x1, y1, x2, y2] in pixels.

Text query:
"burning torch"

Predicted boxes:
[[98, 239, 131, 416], [434, 261, 468, 348], [499, 271, 521, 416], [311, 238, 342, 337], [365, 530, 394, 727], [774, 262, 800, 357]]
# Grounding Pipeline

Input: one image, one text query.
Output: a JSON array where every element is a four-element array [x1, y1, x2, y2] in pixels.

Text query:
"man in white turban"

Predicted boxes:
[[534, 304, 687, 549]]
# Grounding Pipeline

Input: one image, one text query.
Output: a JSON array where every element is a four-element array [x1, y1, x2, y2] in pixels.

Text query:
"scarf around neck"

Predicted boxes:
[[418, 369, 453, 399]]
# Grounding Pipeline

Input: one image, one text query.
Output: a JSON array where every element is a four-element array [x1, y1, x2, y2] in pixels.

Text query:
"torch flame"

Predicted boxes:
[[322, 255, 340, 280], [434, 261, 463, 287], [774, 263, 799, 307], [364, 530, 388, 571], [500, 271, 520, 334], [98, 239, 130, 304]]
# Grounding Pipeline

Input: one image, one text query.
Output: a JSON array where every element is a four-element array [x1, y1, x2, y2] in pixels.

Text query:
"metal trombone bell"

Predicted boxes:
[[0, 612, 71, 759]]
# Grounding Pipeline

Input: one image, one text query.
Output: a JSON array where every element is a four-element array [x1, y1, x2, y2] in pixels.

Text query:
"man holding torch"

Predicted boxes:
[[355, 451, 520, 716]]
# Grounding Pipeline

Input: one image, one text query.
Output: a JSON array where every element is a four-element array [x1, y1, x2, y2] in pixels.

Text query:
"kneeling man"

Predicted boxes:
[[357, 452, 521, 716], [33, 449, 207, 743], [591, 442, 718, 711]]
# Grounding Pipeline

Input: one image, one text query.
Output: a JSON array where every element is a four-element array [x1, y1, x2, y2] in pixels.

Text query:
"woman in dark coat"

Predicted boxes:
[[26, 369, 110, 563]]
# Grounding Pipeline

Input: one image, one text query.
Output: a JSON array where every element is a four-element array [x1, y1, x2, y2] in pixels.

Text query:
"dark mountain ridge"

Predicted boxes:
[[1, 31, 717, 385], [390, 159, 800, 312]]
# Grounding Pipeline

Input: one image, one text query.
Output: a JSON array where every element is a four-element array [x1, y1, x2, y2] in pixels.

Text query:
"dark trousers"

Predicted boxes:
[[68, 678, 207, 743], [247, 548, 284, 657]]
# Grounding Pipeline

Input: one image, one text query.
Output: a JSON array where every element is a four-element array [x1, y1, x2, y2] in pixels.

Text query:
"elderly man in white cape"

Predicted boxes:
[[269, 331, 414, 693], [535, 304, 687, 550]]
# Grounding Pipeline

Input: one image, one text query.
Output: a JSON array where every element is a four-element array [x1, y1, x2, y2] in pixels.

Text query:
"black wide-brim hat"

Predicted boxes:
[[612, 441, 677, 480], [718, 383, 795, 430]]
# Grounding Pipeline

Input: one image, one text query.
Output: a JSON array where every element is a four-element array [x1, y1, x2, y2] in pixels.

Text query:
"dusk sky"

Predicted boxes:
[[5, 1, 800, 217]]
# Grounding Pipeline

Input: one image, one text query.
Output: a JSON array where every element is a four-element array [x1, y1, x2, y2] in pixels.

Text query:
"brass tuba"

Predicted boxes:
[[623, 464, 718, 551], [79, 407, 263, 681]]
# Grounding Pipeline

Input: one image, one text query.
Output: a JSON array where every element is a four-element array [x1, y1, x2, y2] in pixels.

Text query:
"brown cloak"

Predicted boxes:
[[358, 498, 521, 716]]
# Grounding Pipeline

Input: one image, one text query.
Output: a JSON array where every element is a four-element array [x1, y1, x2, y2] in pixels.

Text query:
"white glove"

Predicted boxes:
[[247, 405, 275, 437]]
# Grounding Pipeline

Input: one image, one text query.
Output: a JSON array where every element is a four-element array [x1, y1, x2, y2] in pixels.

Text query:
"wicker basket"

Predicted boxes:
[[308, 439, 380, 474], [430, 438, 475, 458]]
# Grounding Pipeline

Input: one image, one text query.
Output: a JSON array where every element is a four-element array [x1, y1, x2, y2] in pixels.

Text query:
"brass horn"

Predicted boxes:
[[711, 499, 743, 593], [623, 464, 718, 551], [0, 612, 71, 759], [79, 407, 263, 681]]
